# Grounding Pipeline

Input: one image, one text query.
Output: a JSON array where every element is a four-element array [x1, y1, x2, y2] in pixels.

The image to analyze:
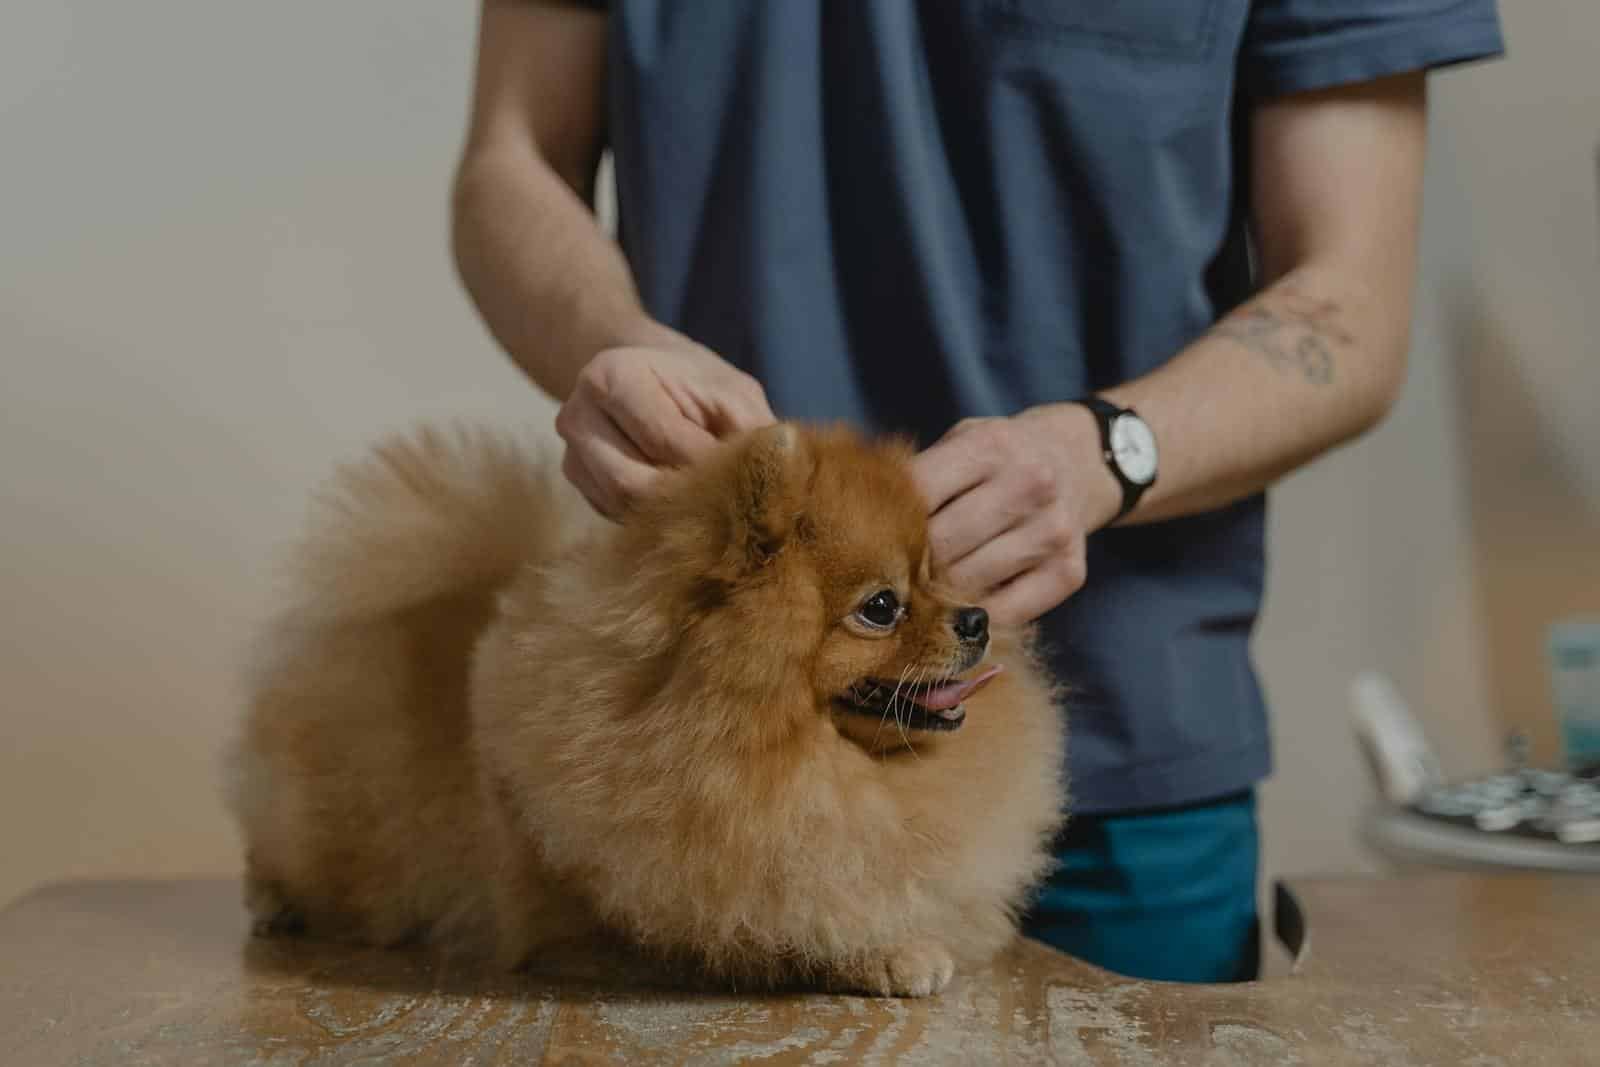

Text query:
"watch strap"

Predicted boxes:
[[1072, 394, 1150, 524]]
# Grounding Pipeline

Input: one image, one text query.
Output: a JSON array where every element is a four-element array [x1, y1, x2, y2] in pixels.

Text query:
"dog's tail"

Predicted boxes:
[[279, 423, 580, 627]]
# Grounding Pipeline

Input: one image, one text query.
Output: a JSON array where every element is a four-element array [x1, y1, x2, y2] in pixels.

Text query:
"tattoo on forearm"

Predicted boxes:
[[1212, 290, 1353, 386]]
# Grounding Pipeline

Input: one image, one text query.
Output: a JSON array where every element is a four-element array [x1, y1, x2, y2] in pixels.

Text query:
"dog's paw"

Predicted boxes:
[[853, 941, 956, 998], [886, 941, 956, 997]]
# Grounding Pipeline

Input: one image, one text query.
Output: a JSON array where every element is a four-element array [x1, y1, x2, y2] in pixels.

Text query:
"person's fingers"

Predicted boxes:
[[925, 479, 1033, 572], [942, 512, 1073, 597], [561, 444, 621, 521], [732, 375, 777, 429], [581, 430, 663, 515], [911, 434, 992, 515], [626, 353, 773, 439], [945, 416, 995, 438], [982, 555, 1087, 628], [704, 372, 776, 435], [556, 399, 662, 517], [599, 372, 721, 467]]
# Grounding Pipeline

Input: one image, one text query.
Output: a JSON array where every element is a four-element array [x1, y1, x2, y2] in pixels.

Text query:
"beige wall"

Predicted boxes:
[[2, 1, 1592, 906], [1257, 0, 1600, 875], [1434, 1, 1600, 768], [0, 1, 551, 907]]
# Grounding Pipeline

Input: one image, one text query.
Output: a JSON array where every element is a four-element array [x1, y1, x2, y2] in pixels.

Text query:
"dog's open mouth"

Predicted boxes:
[[834, 665, 1003, 732]]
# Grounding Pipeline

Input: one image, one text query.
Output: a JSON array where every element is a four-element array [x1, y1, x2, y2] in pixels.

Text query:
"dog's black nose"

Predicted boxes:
[[954, 607, 988, 643]]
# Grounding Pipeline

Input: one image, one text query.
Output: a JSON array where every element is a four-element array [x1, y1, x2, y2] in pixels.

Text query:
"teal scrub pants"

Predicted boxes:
[[1021, 789, 1261, 983]]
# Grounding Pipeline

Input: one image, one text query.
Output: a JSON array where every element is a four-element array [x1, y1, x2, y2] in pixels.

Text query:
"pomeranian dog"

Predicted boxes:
[[227, 421, 1066, 996]]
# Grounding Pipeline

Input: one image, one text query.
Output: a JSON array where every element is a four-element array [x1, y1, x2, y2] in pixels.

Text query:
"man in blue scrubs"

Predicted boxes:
[[452, 1, 1502, 981]]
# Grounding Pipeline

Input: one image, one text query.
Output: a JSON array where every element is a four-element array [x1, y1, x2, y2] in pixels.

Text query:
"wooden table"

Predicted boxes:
[[1, 875, 1594, 1065]]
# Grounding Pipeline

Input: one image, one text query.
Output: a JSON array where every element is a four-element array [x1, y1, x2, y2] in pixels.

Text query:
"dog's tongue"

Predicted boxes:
[[914, 665, 1003, 712]]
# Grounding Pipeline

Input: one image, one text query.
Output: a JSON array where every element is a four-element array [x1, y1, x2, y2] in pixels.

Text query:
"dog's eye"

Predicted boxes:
[[856, 590, 902, 629]]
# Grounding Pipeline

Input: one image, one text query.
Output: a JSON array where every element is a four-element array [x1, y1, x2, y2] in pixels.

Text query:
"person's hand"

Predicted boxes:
[[555, 342, 775, 518], [910, 405, 1122, 628]]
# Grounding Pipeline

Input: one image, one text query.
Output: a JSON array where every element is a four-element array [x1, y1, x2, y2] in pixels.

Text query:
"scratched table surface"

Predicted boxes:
[[1, 875, 1594, 1065]]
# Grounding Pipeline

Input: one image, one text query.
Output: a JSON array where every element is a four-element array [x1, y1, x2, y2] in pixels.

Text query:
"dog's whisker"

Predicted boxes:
[[872, 666, 908, 748], [906, 664, 933, 759], [889, 668, 915, 751], [886, 663, 911, 731], [892, 663, 924, 756], [892, 664, 912, 714], [871, 664, 912, 752]]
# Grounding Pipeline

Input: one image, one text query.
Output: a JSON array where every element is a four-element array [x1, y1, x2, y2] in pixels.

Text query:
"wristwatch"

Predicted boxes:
[[1072, 395, 1158, 524]]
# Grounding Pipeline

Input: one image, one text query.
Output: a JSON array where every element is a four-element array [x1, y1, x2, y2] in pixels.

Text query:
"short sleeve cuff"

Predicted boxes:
[[1245, 11, 1504, 98]]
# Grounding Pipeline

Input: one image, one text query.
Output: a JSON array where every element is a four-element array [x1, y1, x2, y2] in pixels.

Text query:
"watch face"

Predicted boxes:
[[1109, 414, 1158, 485]]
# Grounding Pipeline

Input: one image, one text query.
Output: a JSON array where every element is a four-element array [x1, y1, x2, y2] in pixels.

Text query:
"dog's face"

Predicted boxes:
[[643, 424, 999, 752], [800, 441, 996, 749]]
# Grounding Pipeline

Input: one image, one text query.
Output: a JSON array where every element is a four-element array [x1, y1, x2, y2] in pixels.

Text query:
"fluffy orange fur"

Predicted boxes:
[[227, 421, 1067, 996]]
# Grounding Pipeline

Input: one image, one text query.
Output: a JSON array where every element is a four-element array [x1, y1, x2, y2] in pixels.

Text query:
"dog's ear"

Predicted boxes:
[[726, 423, 814, 568]]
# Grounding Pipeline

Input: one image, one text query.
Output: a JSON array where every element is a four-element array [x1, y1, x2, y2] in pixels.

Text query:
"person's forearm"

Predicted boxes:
[[1098, 258, 1413, 525], [1078, 72, 1428, 527], [451, 144, 687, 402]]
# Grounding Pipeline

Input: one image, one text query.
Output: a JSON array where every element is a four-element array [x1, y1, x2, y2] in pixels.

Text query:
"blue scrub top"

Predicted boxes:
[[586, 0, 1503, 812]]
